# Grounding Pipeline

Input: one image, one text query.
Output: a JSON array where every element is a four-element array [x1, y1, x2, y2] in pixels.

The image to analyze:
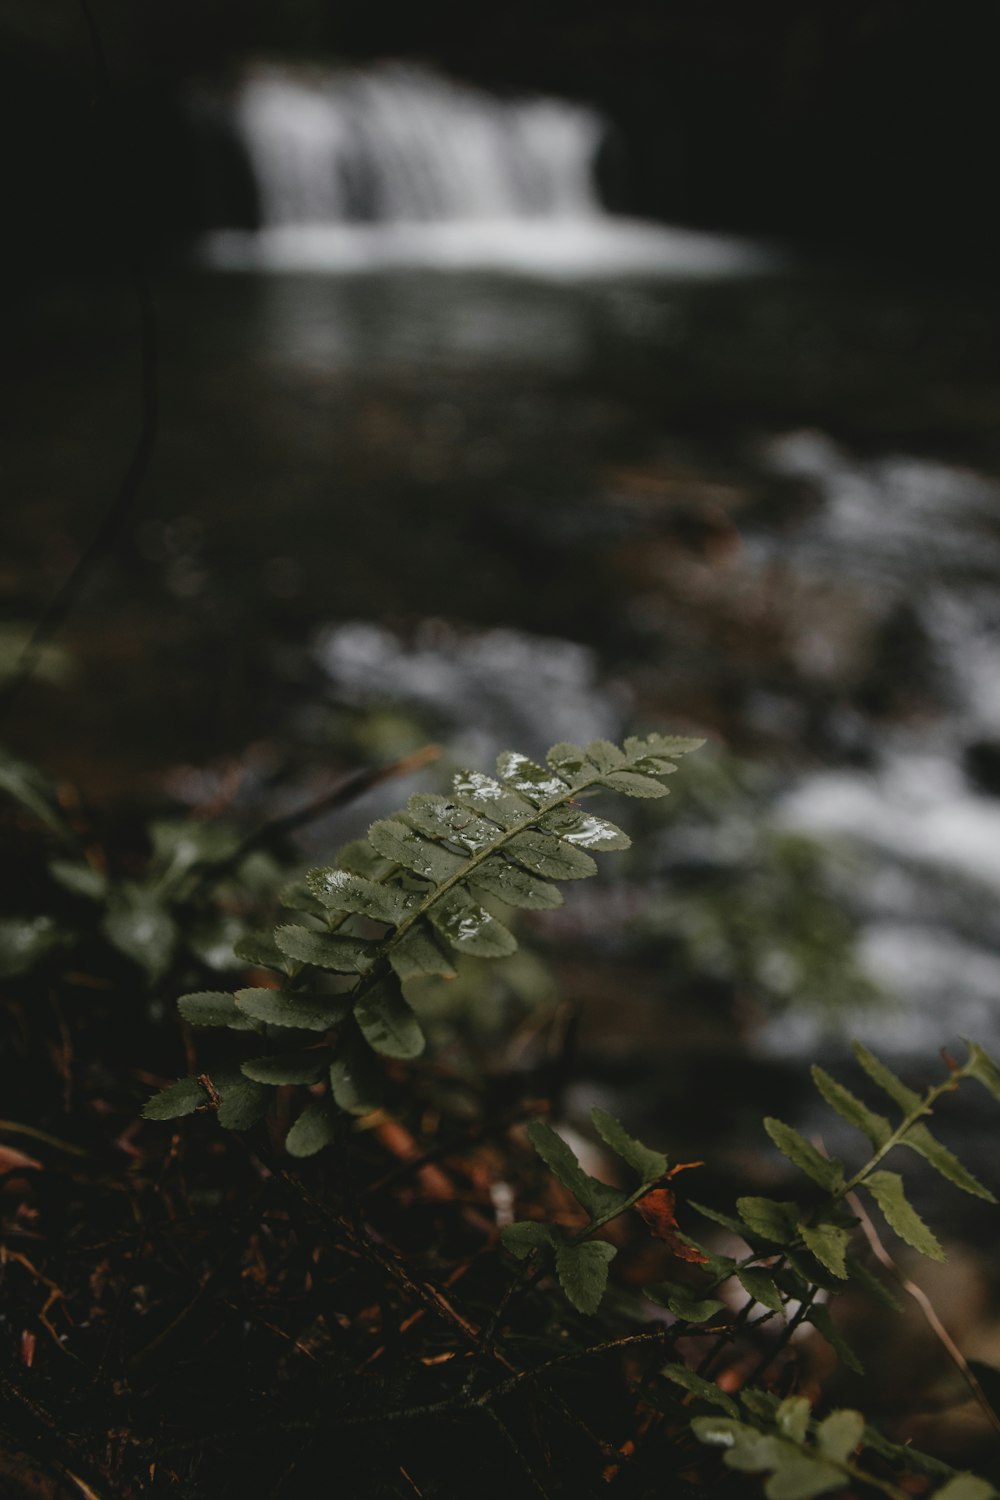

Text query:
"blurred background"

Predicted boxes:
[[4, 1, 1000, 1158], [5, 1, 1000, 1459]]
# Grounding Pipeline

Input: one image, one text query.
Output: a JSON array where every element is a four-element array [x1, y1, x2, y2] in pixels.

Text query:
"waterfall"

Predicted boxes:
[[200, 62, 776, 276], [235, 64, 604, 227]]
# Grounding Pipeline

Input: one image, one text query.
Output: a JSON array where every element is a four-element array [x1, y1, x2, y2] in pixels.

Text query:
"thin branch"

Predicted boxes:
[[848, 1186, 1000, 1435]]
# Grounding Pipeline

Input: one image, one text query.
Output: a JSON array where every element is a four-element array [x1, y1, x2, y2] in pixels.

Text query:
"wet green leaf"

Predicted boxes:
[[285, 1097, 339, 1157], [500, 1221, 557, 1259], [241, 1050, 328, 1085], [852, 1042, 922, 1113], [234, 987, 351, 1031], [811, 1066, 892, 1147], [737, 1196, 799, 1245], [506, 829, 597, 880], [306, 867, 421, 925], [0, 749, 73, 839], [48, 859, 107, 900], [764, 1118, 843, 1192], [405, 794, 499, 852], [274, 925, 375, 974], [737, 1268, 784, 1311], [540, 807, 631, 850], [644, 1281, 725, 1323], [624, 733, 704, 768], [598, 771, 669, 798], [233, 930, 287, 970], [591, 1107, 666, 1182], [799, 1222, 850, 1279], [496, 750, 570, 803], [545, 742, 589, 779], [336, 838, 394, 878], [903, 1123, 995, 1201], [764, 1455, 845, 1500], [469, 856, 562, 910], [450, 769, 534, 828], [142, 1076, 207, 1120], [526, 1120, 625, 1219], [427, 889, 517, 958], [776, 1397, 810, 1444], [932, 1477, 997, 1500], [845, 1255, 902, 1311], [554, 1239, 616, 1314], [963, 1041, 1000, 1104], [862, 1170, 945, 1260], [329, 1026, 382, 1115], [584, 740, 626, 773], [0, 916, 70, 978], [354, 974, 425, 1059], [388, 921, 457, 980], [178, 990, 260, 1031], [815, 1409, 863, 1463], [213, 1069, 270, 1130], [660, 1363, 738, 1416], [807, 1304, 863, 1373], [369, 818, 466, 881], [102, 889, 177, 981]]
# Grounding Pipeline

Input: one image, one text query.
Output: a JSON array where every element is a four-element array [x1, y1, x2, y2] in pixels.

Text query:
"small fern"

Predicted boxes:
[[145, 734, 703, 1151], [506, 1042, 1000, 1497]]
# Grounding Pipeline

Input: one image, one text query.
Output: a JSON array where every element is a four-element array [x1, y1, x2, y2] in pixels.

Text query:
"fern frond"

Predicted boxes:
[[146, 733, 702, 1149]]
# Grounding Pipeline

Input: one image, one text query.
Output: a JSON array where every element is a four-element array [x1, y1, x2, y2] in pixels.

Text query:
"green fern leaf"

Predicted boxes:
[[404, 794, 499, 852], [661, 1363, 738, 1416], [590, 1107, 667, 1183], [811, 1066, 892, 1146], [764, 1118, 844, 1191], [241, 1051, 328, 1085], [599, 770, 670, 798], [450, 769, 534, 827], [737, 1267, 784, 1311], [468, 857, 562, 909], [526, 1120, 625, 1219], [496, 750, 571, 801], [644, 1280, 725, 1323], [426, 889, 517, 958], [539, 807, 631, 850], [285, 1097, 339, 1157], [903, 1123, 996, 1201], [142, 1076, 207, 1120], [505, 829, 598, 880], [862, 1170, 945, 1260], [178, 990, 261, 1031], [500, 1221, 557, 1259], [852, 1042, 922, 1113], [799, 1222, 850, 1279], [368, 818, 466, 881], [353, 974, 425, 1059], [737, 1196, 799, 1244], [329, 1028, 382, 1115], [815, 1409, 864, 1464], [274, 925, 375, 974], [963, 1041, 1000, 1103], [306, 868, 422, 925], [212, 1070, 270, 1130], [234, 987, 352, 1032], [387, 922, 457, 980], [555, 1239, 616, 1314], [806, 1304, 863, 1373]]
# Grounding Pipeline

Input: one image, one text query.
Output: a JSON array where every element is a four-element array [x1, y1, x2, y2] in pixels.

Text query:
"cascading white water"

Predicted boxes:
[[237, 64, 604, 226], [202, 61, 775, 276]]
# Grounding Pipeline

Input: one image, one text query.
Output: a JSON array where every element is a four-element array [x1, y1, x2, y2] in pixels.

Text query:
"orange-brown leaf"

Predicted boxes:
[[635, 1187, 707, 1263]]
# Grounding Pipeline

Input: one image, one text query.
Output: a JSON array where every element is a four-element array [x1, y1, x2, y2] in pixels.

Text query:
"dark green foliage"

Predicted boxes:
[[146, 734, 702, 1153]]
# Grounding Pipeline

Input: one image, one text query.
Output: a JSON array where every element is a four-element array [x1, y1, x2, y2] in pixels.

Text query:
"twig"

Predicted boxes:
[[847, 1186, 1000, 1435]]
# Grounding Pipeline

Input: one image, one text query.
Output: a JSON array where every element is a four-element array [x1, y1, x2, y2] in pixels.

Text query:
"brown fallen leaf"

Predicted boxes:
[[635, 1187, 707, 1264]]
